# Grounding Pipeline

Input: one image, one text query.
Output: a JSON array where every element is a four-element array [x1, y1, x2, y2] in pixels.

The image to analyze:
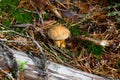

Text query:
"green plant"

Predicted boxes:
[[70, 26, 86, 36], [85, 41, 104, 56], [0, 0, 33, 26], [17, 60, 27, 71], [106, 3, 120, 22], [107, 11, 120, 16], [116, 60, 120, 68]]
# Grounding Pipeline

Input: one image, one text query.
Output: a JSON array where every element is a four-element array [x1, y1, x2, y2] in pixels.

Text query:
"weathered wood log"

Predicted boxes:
[[12, 49, 46, 80], [12, 50, 109, 80], [0, 43, 110, 80], [46, 61, 109, 80], [0, 43, 46, 80]]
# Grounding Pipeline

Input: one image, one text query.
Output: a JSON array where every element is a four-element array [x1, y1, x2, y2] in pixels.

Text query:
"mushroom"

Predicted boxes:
[[48, 25, 70, 48]]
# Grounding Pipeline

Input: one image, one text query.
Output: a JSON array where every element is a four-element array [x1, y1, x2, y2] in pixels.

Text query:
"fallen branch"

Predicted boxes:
[[0, 68, 14, 80]]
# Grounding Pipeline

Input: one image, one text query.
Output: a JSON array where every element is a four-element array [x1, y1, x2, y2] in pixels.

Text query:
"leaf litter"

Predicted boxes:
[[0, 0, 120, 79]]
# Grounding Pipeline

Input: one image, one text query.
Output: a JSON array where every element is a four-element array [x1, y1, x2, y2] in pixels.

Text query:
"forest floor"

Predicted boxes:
[[0, 0, 120, 79]]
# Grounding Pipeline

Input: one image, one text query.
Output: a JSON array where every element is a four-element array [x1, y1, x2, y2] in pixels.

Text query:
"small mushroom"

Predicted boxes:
[[48, 25, 70, 48]]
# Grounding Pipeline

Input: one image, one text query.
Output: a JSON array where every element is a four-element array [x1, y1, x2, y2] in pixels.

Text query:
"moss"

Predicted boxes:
[[84, 41, 104, 56], [70, 26, 87, 36], [0, 0, 33, 25]]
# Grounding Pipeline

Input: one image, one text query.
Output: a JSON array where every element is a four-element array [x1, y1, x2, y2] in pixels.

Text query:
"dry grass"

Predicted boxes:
[[0, 0, 120, 79]]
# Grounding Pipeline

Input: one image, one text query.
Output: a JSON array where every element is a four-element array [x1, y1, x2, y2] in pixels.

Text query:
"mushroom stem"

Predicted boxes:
[[55, 40, 66, 48]]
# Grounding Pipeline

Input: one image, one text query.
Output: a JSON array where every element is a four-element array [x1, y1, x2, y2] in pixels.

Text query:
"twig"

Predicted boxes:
[[10, 23, 33, 28], [0, 68, 14, 80], [0, 39, 32, 43], [45, 43, 64, 63], [0, 30, 46, 79], [29, 0, 44, 27], [71, 3, 120, 27], [78, 35, 113, 47], [52, 45, 72, 60], [28, 0, 46, 37], [0, 30, 46, 61]]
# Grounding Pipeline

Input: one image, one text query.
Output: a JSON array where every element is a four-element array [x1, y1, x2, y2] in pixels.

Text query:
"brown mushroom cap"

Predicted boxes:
[[48, 25, 70, 40]]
